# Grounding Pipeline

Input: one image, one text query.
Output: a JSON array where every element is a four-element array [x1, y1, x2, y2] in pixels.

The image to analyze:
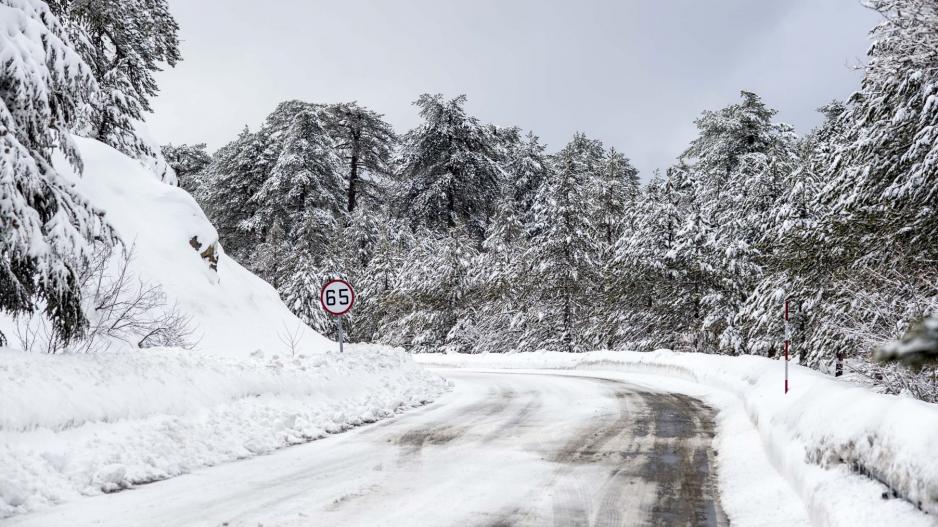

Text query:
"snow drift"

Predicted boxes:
[[417, 351, 938, 527], [0, 345, 448, 517]]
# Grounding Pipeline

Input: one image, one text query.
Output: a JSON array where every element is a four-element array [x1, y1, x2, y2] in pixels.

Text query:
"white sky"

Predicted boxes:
[[147, 0, 881, 179]]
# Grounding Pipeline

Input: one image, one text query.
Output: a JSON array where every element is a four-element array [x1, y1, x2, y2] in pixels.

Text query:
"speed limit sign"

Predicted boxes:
[[320, 279, 355, 316], [320, 279, 355, 353]]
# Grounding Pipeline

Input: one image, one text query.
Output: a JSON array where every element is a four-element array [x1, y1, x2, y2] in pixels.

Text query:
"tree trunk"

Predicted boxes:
[[347, 145, 360, 212]]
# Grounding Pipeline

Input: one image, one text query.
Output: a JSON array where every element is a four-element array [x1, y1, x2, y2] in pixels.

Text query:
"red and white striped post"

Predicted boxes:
[[783, 299, 790, 394]]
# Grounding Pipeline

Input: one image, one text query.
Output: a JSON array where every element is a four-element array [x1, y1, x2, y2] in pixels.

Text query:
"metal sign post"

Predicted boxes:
[[336, 316, 344, 354], [320, 279, 356, 353]]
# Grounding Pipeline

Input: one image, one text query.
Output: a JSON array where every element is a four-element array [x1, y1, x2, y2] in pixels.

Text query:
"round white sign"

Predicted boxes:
[[320, 279, 355, 316]]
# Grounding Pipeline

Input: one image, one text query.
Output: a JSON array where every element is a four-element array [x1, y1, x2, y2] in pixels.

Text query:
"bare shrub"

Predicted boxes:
[[847, 360, 938, 403], [277, 322, 303, 358], [15, 242, 198, 353]]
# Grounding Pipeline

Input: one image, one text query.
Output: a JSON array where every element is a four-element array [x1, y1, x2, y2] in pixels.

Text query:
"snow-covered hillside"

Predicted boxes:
[[54, 137, 332, 357], [0, 138, 450, 518]]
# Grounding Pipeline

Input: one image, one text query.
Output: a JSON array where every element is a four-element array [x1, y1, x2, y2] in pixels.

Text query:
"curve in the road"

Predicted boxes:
[[8, 370, 728, 527]]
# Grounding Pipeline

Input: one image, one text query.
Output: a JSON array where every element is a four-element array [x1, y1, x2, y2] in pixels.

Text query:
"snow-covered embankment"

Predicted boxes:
[[416, 351, 938, 527], [0, 345, 448, 517]]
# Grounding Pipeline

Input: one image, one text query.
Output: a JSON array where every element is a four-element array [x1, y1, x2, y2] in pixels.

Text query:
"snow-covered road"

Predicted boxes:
[[9, 370, 728, 526]]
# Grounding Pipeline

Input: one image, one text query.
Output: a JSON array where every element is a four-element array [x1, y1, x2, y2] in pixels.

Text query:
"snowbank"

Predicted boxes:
[[417, 351, 938, 527], [0, 345, 449, 517]]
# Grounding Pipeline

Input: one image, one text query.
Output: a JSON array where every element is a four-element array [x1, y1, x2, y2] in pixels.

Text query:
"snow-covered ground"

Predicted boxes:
[[416, 351, 938, 527], [0, 345, 448, 518]]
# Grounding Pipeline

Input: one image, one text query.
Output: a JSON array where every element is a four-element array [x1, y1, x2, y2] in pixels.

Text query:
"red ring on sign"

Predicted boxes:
[[320, 278, 356, 316]]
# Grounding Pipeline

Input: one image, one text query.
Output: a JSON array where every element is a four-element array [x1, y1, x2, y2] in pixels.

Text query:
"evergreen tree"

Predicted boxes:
[[161, 143, 211, 193], [375, 227, 477, 352], [198, 126, 275, 263], [739, 104, 838, 361], [522, 133, 603, 352], [396, 94, 502, 237], [786, 0, 938, 371], [459, 197, 532, 353], [502, 131, 550, 229], [594, 147, 640, 246], [247, 110, 344, 248], [322, 102, 396, 212], [246, 110, 346, 328], [49, 0, 181, 167], [677, 91, 796, 354], [608, 171, 688, 350], [354, 217, 416, 343], [0, 0, 114, 345]]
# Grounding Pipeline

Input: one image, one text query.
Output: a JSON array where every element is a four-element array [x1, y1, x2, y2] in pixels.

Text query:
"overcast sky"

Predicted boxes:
[[147, 0, 881, 179]]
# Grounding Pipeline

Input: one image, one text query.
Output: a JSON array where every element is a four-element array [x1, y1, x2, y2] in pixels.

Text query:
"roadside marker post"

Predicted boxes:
[[784, 299, 790, 394], [320, 279, 356, 353]]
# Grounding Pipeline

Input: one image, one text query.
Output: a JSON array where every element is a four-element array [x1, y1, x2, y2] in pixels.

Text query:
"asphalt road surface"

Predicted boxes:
[[10, 370, 728, 527]]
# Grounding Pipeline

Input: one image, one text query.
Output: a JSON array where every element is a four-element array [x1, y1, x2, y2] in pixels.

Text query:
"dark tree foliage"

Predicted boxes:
[[321, 102, 396, 212], [396, 94, 503, 238]]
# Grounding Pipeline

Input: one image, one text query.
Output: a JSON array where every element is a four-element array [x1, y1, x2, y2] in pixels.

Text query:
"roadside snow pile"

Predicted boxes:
[[0, 345, 449, 518], [417, 351, 938, 527]]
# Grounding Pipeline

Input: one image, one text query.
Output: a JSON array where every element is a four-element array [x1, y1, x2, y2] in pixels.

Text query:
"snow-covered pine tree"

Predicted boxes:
[[248, 110, 346, 328], [821, 0, 938, 253], [594, 147, 640, 247], [198, 126, 276, 263], [582, 147, 640, 349], [374, 226, 478, 352], [396, 94, 503, 238], [48, 0, 180, 167], [607, 170, 688, 350], [199, 101, 326, 266], [0, 0, 114, 345], [522, 133, 603, 353], [161, 143, 211, 194], [677, 91, 794, 354], [353, 216, 416, 343], [247, 110, 345, 250], [457, 195, 532, 353], [503, 131, 551, 229], [321, 102, 396, 212], [738, 103, 838, 361], [791, 0, 938, 375], [663, 163, 717, 352]]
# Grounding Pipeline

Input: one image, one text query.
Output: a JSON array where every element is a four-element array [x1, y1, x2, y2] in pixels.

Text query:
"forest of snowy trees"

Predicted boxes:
[[2, 0, 937, 400], [164, 0, 938, 399]]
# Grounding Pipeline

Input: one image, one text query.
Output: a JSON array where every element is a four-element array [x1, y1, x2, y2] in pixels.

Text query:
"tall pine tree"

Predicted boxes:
[[0, 0, 114, 345], [49, 0, 181, 171], [396, 94, 502, 238]]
